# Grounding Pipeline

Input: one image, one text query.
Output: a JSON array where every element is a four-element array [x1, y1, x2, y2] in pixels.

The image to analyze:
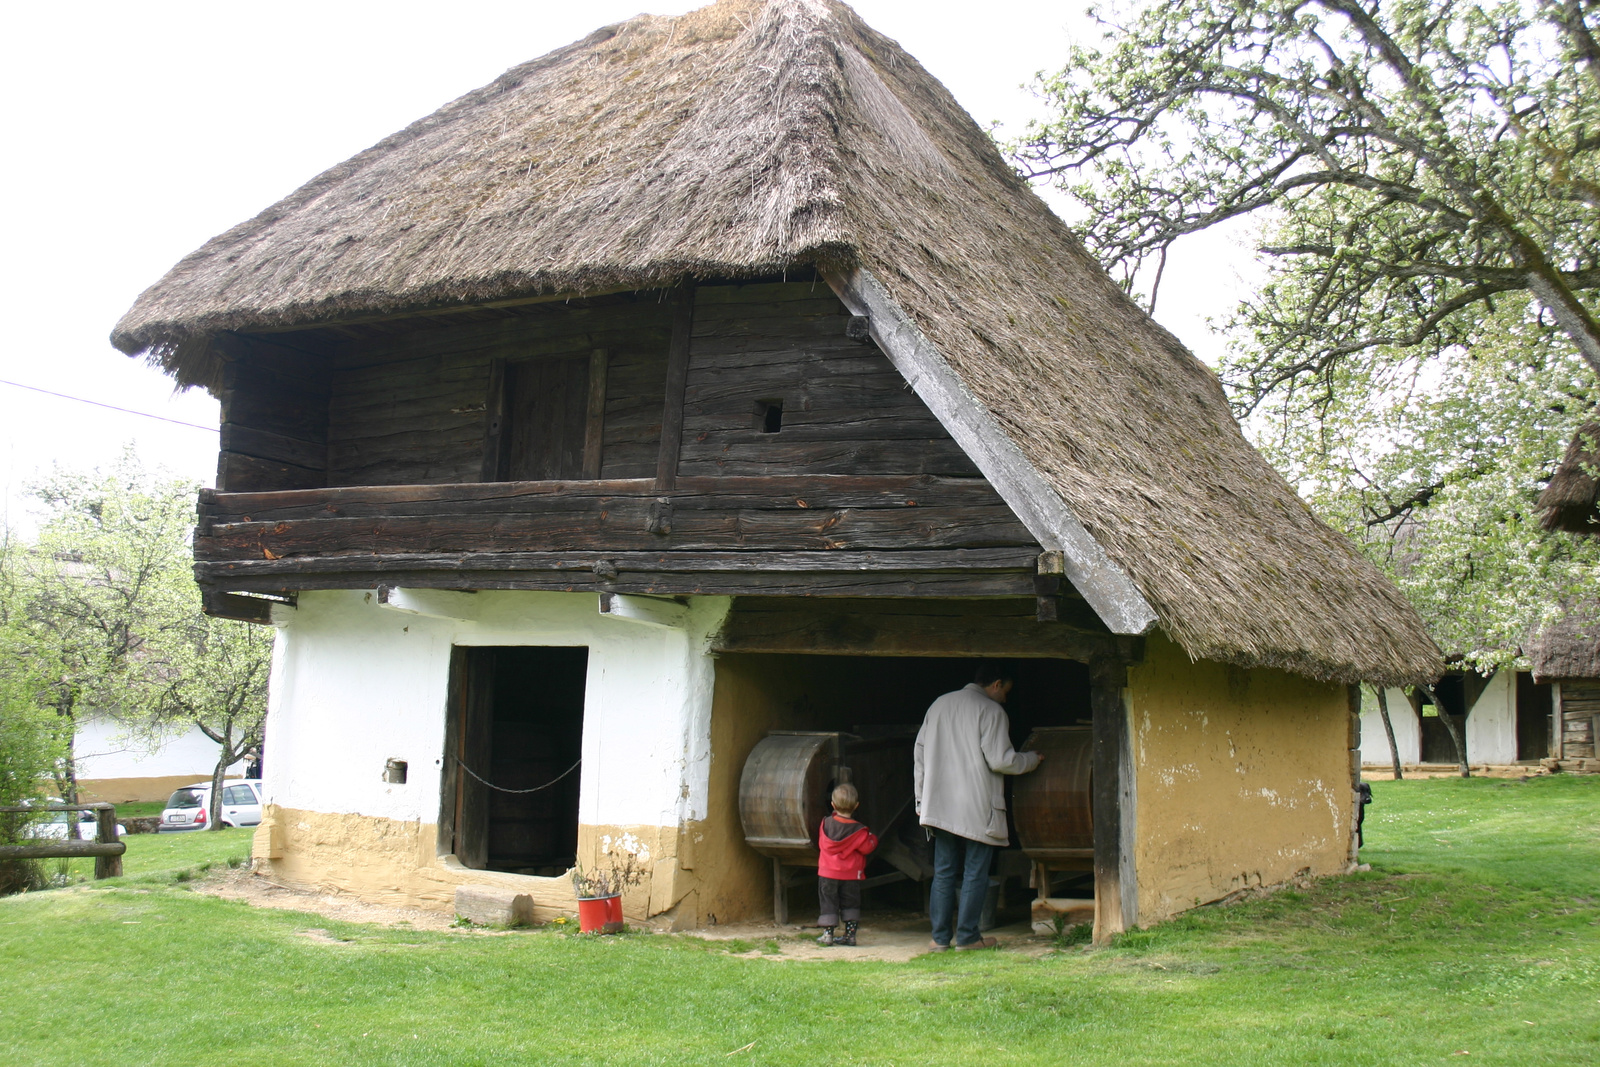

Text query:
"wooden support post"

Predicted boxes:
[[772, 857, 788, 925], [94, 804, 122, 879], [1035, 550, 1065, 622], [1348, 684, 1363, 866], [1090, 657, 1136, 945], [481, 358, 509, 482], [655, 287, 695, 490], [582, 349, 609, 479]]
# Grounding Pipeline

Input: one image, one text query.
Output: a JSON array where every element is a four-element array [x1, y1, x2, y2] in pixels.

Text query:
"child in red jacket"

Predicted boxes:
[[816, 782, 878, 946]]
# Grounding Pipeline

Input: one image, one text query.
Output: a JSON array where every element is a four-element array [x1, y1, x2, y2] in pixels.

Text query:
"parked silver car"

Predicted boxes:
[[160, 780, 264, 831]]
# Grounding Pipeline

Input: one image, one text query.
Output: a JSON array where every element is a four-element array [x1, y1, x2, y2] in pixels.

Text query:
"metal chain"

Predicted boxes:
[[454, 756, 582, 794]]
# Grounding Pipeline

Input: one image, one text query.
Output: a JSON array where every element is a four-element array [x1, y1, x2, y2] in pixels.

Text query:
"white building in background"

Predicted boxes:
[[74, 715, 249, 803], [1359, 669, 1555, 772]]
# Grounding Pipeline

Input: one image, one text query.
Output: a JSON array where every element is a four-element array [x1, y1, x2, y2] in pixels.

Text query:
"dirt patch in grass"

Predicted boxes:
[[198, 866, 460, 932], [198, 867, 1063, 960]]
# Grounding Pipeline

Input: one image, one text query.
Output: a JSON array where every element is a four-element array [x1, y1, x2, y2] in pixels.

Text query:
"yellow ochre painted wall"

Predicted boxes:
[[252, 806, 704, 926], [79, 775, 244, 804], [1127, 634, 1355, 924]]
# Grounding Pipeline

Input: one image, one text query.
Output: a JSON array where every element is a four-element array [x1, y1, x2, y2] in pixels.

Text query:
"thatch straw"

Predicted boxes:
[[111, 0, 1441, 686], [1530, 599, 1600, 682], [1537, 423, 1599, 535]]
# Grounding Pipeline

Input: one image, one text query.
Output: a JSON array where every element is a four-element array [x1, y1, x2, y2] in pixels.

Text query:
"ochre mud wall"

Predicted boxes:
[[253, 806, 700, 926], [1127, 635, 1353, 924], [79, 774, 245, 804]]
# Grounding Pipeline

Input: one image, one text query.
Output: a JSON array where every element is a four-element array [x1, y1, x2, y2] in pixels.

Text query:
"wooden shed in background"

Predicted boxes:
[[112, 0, 1440, 938], [1531, 600, 1600, 773]]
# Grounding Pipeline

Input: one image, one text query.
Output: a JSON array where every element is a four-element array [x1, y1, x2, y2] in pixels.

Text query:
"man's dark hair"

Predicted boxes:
[[972, 660, 1016, 687]]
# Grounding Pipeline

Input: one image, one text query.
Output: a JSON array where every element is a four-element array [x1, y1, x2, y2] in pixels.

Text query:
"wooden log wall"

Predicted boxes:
[[201, 279, 1043, 598], [193, 476, 1040, 598], [678, 283, 978, 477], [214, 334, 331, 492], [1560, 681, 1599, 759], [324, 293, 674, 486]]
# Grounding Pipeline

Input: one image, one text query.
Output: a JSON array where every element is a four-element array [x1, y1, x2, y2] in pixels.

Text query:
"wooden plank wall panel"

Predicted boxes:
[[677, 283, 980, 478], [214, 335, 331, 492], [320, 296, 673, 486]]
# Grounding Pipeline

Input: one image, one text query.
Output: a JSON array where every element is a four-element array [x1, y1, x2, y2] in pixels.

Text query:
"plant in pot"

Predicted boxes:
[[571, 832, 649, 933]]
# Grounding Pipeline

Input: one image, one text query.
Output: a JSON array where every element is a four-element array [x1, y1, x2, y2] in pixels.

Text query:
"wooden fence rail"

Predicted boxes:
[[0, 803, 126, 878]]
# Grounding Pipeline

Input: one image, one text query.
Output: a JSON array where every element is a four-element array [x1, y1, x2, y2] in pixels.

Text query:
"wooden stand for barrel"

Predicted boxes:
[[1011, 727, 1094, 902], [738, 731, 916, 922]]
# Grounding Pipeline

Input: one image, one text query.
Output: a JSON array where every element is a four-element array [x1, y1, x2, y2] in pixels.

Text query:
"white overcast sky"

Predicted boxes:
[[0, 0, 1249, 529]]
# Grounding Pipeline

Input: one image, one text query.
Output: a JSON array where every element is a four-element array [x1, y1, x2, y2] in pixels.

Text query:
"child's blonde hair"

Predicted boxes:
[[831, 782, 859, 815]]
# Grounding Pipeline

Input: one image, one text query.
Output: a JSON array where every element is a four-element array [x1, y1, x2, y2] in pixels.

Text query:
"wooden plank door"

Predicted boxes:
[[505, 358, 590, 481]]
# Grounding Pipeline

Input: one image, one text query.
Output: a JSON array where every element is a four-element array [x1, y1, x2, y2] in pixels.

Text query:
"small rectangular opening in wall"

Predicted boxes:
[[443, 646, 588, 875], [752, 399, 783, 433]]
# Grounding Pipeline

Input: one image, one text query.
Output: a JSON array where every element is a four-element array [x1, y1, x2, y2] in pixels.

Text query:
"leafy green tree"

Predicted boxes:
[[1016, 0, 1600, 773], [1255, 308, 1600, 669], [13, 453, 270, 830], [1017, 0, 1600, 402], [0, 529, 69, 892]]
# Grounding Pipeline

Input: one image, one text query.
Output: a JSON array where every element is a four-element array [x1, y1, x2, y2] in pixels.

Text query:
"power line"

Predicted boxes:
[[0, 378, 217, 432]]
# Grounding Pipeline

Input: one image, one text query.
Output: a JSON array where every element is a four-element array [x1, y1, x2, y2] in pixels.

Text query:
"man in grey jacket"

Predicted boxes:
[[914, 661, 1042, 951]]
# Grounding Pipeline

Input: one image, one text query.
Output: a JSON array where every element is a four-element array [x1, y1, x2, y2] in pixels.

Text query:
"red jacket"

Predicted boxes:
[[817, 813, 878, 881]]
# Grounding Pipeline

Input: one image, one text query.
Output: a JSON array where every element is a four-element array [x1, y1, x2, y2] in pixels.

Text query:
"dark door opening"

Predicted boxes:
[[716, 653, 1092, 923], [1516, 670, 1553, 761], [442, 646, 588, 876], [1418, 676, 1468, 763]]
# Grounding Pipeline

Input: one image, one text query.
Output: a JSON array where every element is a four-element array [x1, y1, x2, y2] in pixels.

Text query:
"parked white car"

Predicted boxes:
[[160, 780, 264, 831], [28, 806, 125, 840]]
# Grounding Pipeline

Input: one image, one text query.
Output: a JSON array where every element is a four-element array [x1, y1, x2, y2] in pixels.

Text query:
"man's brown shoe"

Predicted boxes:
[[954, 936, 998, 951], [927, 941, 950, 952]]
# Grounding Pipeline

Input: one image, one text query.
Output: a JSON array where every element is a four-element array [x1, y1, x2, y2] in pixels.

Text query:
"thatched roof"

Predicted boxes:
[[1537, 423, 1599, 535], [111, 0, 1441, 686], [1530, 599, 1600, 682]]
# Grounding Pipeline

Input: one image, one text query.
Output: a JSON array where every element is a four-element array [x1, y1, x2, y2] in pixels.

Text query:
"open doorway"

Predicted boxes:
[[441, 646, 588, 875], [1516, 671, 1553, 761], [702, 653, 1092, 925]]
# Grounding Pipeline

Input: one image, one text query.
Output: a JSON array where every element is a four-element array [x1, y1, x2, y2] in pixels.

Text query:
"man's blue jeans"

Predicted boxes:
[[928, 827, 994, 947]]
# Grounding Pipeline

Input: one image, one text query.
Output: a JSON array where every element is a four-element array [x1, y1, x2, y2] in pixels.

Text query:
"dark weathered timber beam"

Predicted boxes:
[[200, 590, 287, 625], [195, 505, 1033, 560], [581, 348, 609, 479], [1089, 656, 1138, 945], [196, 474, 1011, 521], [825, 268, 1158, 637], [712, 599, 1128, 658], [656, 286, 696, 489], [480, 357, 509, 481], [196, 564, 1039, 600], [198, 547, 1040, 575]]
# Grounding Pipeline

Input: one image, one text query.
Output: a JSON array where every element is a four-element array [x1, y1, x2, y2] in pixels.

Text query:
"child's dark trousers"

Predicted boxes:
[[817, 876, 861, 927]]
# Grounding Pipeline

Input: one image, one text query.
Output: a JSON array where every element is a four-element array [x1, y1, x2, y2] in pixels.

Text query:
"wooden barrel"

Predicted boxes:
[[1011, 727, 1093, 860], [738, 732, 839, 865]]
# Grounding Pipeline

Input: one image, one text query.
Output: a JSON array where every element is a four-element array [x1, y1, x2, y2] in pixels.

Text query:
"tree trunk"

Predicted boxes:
[[1420, 683, 1471, 778], [206, 722, 234, 831], [55, 708, 80, 840], [1375, 686, 1404, 780]]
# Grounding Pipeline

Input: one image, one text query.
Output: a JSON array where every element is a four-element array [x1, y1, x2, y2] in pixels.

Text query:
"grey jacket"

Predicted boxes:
[[913, 683, 1040, 846]]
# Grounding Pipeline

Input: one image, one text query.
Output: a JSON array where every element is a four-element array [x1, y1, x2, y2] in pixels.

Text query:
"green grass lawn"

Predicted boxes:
[[2, 778, 1597, 1066], [39, 826, 255, 887]]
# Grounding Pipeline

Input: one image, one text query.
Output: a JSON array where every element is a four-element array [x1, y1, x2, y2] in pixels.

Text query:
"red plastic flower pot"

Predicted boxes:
[[578, 895, 621, 933]]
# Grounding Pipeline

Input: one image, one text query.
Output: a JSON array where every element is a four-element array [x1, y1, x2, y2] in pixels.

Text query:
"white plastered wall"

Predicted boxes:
[[74, 715, 245, 781], [1360, 673, 1518, 766], [1358, 687, 1419, 766], [1464, 669, 1516, 764], [260, 590, 731, 835]]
